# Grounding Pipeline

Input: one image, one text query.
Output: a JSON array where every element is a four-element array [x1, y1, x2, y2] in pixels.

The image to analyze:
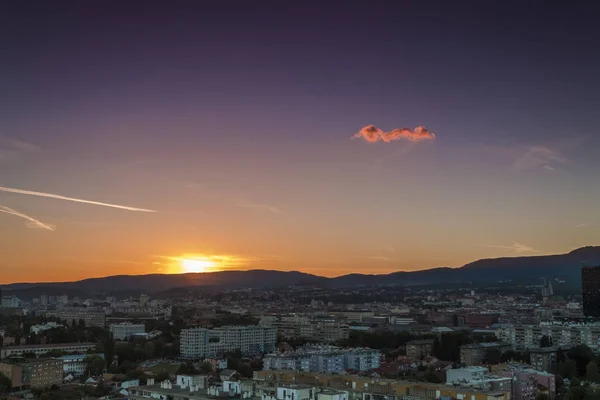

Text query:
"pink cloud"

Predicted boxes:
[[353, 125, 435, 143]]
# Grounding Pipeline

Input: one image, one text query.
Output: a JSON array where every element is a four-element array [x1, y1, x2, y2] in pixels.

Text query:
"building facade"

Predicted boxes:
[[494, 322, 600, 351], [582, 266, 600, 318], [460, 342, 510, 366], [406, 339, 434, 360], [59, 353, 105, 377], [1, 342, 96, 359], [529, 348, 557, 373], [180, 328, 210, 359], [46, 307, 106, 327], [263, 346, 380, 373], [109, 323, 145, 340], [0, 359, 63, 389], [181, 326, 277, 358], [260, 314, 349, 343]]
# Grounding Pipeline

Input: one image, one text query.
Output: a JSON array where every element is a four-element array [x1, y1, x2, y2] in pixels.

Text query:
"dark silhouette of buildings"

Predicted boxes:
[[582, 266, 600, 318]]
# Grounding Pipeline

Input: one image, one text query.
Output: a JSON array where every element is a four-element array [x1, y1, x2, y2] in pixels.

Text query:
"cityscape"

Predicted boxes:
[[2, 1, 600, 400]]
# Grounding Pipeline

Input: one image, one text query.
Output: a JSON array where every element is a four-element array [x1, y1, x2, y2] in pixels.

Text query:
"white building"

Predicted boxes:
[[176, 375, 206, 389], [1, 342, 96, 359], [109, 323, 145, 340], [30, 322, 65, 335], [493, 322, 600, 351], [263, 384, 313, 400], [446, 366, 489, 384], [129, 378, 209, 400], [59, 354, 105, 377], [263, 346, 380, 373]]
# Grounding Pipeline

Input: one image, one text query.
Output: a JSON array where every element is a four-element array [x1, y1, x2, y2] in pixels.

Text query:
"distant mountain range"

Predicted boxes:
[[2, 246, 599, 295]]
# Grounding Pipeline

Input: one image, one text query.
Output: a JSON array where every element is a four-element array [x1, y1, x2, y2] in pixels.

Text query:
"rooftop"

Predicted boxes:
[[3, 342, 96, 350], [529, 347, 558, 354], [130, 384, 209, 399], [461, 342, 509, 349]]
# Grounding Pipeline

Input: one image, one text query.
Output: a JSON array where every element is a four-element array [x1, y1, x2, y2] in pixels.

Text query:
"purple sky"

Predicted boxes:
[[1, 1, 600, 282]]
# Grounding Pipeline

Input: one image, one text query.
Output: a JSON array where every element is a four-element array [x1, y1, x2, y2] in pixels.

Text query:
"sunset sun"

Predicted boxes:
[[181, 258, 216, 273]]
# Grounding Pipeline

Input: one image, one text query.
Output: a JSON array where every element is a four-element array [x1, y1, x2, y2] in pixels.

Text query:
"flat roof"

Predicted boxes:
[[130, 384, 209, 399], [3, 342, 95, 350]]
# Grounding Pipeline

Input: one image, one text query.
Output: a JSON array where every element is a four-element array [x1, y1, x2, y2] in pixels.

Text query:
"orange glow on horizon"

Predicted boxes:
[[181, 258, 216, 273]]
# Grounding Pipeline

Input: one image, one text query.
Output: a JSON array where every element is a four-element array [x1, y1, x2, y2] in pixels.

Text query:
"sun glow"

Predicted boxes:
[[162, 253, 253, 274], [181, 258, 216, 273]]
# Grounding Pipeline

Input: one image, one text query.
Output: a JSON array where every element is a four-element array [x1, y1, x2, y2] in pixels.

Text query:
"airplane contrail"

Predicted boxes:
[[0, 185, 156, 212], [0, 205, 55, 231]]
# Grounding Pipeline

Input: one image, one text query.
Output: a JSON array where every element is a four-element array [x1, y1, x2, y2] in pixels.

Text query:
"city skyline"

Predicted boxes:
[[2, 1, 600, 283]]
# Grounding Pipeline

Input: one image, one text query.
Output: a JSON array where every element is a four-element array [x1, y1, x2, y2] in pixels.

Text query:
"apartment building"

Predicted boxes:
[[180, 326, 277, 358], [210, 326, 277, 356], [1, 342, 96, 359], [260, 314, 349, 343], [109, 322, 145, 340], [180, 327, 210, 359], [494, 323, 600, 351], [263, 346, 380, 373], [460, 342, 510, 366], [406, 339, 434, 360], [46, 307, 106, 327], [529, 348, 558, 373], [0, 359, 63, 389]]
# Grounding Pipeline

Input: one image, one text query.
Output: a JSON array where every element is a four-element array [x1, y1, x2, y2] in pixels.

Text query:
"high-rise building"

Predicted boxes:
[[180, 328, 210, 359], [582, 266, 600, 318], [180, 326, 276, 359], [0, 359, 63, 389]]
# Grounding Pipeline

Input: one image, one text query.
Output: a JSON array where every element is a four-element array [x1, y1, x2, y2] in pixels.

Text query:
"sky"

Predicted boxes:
[[1, 1, 600, 283]]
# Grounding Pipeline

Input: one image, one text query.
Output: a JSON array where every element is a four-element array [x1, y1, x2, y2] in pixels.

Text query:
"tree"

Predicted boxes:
[[85, 355, 106, 376], [177, 363, 198, 375], [103, 334, 115, 368], [586, 362, 600, 383], [558, 360, 579, 380], [570, 345, 595, 377], [484, 348, 502, 364], [540, 335, 553, 348], [0, 372, 12, 395], [154, 371, 170, 382], [199, 361, 213, 373]]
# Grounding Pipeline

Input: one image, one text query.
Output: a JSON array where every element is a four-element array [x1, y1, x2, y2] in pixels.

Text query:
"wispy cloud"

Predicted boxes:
[[237, 200, 282, 214], [576, 222, 590, 228], [484, 242, 540, 254], [186, 182, 282, 214], [0, 205, 55, 231], [0, 138, 41, 162], [0, 186, 156, 212], [353, 125, 435, 143], [513, 146, 567, 171]]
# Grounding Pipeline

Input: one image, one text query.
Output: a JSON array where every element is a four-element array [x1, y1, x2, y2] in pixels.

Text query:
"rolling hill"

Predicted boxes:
[[1, 246, 599, 295]]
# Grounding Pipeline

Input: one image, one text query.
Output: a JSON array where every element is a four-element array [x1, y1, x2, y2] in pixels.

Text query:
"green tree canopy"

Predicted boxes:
[[586, 362, 600, 383]]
